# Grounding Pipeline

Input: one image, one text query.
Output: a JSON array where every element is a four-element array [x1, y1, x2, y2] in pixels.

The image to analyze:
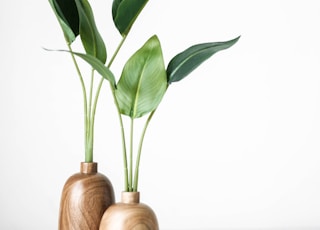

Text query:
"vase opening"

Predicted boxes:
[[80, 162, 97, 174], [121, 192, 140, 204]]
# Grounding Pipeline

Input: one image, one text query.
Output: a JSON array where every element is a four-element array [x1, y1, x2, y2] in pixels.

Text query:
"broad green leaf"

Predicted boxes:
[[48, 0, 79, 44], [116, 35, 167, 118], [75, 0, 107, 64], [112, 0, 148, 36], [167, 36, 240, 84]]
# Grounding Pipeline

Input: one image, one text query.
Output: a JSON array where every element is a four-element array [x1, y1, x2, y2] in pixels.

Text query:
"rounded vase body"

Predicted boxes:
[[59, 162, 115, 230], [99, 192, 159, 230]]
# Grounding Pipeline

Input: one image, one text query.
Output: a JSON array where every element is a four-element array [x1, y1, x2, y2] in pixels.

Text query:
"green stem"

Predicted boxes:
[[88, 69, 95, 121], [111, 86, 129, 191], [87, 35, 128, 163], [67, 44, 89, 161], [129, 117, 134, 191], [85, 128, 93, 162], [133, 110, 156, 192], [85, 69, 97, 162], [108, 35, 127, 68], [85, 69, 95, 162], [107, 35, 130, 191]]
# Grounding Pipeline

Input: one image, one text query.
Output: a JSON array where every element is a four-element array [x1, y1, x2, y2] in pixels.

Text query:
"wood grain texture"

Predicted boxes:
[[59, 162, 115, 230], [99, 192, 159, 230]]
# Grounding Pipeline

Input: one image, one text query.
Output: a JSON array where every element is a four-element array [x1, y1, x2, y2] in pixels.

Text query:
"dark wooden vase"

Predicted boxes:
[[58, 162, 115, 230], [99, 192, 159, 230]]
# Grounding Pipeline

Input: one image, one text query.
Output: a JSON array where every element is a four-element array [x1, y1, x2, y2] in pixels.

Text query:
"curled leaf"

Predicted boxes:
[[112, 0, 148, 36], [167, 36, 240, 84], [48, 0, 79, 44], [75, 0, 107, 64]]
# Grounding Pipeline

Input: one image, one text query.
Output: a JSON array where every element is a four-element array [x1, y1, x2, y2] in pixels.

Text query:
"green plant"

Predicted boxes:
[[48, 0, 239, 192]]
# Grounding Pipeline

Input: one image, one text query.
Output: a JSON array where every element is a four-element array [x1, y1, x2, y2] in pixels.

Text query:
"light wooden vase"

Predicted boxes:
[[58, 162, 115, 230], [99, 192, 159, 230]]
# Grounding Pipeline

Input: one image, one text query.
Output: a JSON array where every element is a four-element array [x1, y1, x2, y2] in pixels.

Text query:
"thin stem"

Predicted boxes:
[[106, 35, 130, 191], [108, 35, 127, 68], [87, 35, 128, 163], [129, 117, 134, 191], [85, 69, 98, 162], [84, 69, 95, 162], [133, 110, 156, 192], [85, 125, 94, 162], [110, 86, 129, 191], [91, 34, 128, 125], [67, 44, 89, 161], [88, 69, 95, 121]]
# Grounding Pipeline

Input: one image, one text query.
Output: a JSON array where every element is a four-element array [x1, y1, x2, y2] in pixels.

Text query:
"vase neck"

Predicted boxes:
[[80, 162, 97, 174], [121, 192, 140, 204]]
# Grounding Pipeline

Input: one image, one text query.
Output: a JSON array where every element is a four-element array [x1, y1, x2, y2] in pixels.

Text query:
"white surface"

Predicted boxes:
[[1, 0, 320, 229]]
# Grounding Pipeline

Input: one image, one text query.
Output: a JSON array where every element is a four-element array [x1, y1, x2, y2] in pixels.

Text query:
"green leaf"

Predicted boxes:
[[44, 48, 116, 87], [75, 0, 107, 64], [48, 0, 79, 44], [112, 0, 148, 36], [116, 35, 167, 118], [167, 36, 240, 84], [73, 52, 116, 87]]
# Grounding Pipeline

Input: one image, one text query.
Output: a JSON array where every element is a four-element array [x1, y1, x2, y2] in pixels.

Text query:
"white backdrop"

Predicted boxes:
[[1, 0, 320, 229]]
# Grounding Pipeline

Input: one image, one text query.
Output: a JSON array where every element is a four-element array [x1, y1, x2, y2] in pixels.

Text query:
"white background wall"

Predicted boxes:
[[1, 0, 320, 229]]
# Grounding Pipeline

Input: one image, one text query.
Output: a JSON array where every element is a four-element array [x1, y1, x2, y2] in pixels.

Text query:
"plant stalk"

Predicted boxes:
[[85, 69, 96, 162], [86, 35, 128, 164], [133, 110, 156, 192], [88, 69, 95, 123], [107, 35, 127, 69], [107, 35, 130, 191], [129, 117, 134, 191], [110, 86, 129, 191], [67, 44, 90, 162]]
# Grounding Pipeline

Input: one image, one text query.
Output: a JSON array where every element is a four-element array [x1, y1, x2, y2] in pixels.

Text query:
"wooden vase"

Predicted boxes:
[[99, 192, 159, 230], [58, 162, 115, 230]]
